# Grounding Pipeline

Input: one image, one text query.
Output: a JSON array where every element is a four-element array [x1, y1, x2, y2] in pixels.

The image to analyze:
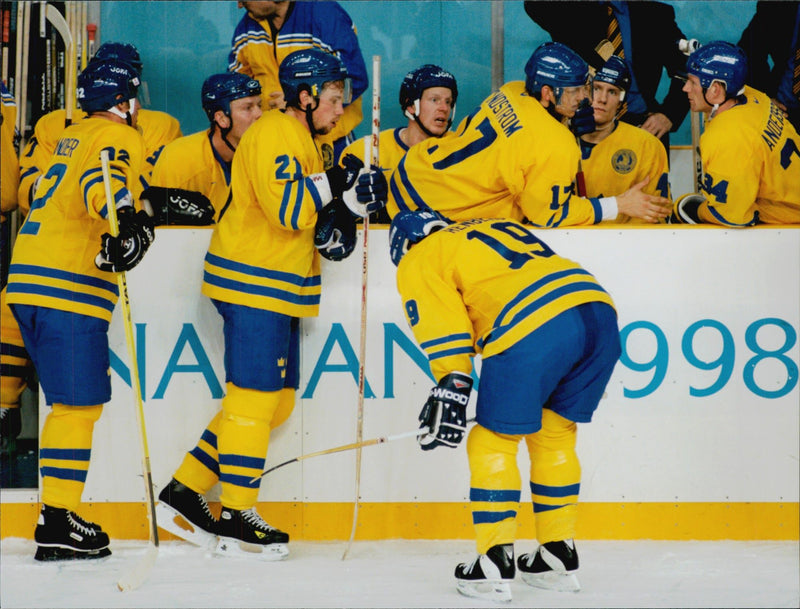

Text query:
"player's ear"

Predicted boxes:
[[539, 85, 554, 107], [297, 88, 314, 111], [214, 109, 230, 130]]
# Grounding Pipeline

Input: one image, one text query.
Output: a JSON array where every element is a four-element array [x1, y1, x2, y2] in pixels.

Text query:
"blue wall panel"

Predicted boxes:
[[100, 1, 758, 145]]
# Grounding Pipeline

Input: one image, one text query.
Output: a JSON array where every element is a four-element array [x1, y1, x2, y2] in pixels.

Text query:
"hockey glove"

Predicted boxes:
[[668, 193, 704, 224], [570, 98, 596, 137], [314, 199, 357, 261], [140, 186, 215, 226], [418, 371, 473, 451], [95, 206, 155, 273], [324, 153, 363, 201], [349, 167, 389, 217]]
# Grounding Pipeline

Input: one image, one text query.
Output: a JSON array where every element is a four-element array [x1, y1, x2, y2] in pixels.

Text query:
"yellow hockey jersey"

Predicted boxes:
[[388, 81, 604, 227], [149, 130, 231, 222], [1, 86, 18, 214], [340, 128, 456, 172], [396, 218, 616, 381], [696, 86, 800, 225], [201, 110, 329, 317], [581, 121, 671, 224], [7, 118, 147, 322], [18, 108, 181, 213]]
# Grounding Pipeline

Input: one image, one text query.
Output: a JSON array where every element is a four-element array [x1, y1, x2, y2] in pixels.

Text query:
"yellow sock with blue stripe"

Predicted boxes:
[[39, 403, 103, 511], [173, 410, 222, 494], [174, 388, 295, 495], [217, 383, 282, 510], [525, 409, 580, 543], [467, 424, 522, 554]]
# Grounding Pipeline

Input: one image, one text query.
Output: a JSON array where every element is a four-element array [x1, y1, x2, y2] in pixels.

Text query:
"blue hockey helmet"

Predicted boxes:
[[686, 41, 747, 97], [525, 42, 589, 96], [279, 48, 351, 108], [77, 59, 140, 113], [593, 55, 631, 101], [202, 72, 262, 121], [399, 64, 458, 113], [389, 209, 451, 266], [90, 41, 143, 77]]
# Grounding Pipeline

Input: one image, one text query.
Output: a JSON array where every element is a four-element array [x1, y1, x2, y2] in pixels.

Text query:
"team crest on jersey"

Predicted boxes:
[[612, 149, 636, 174], [321, 143, 334, 170]]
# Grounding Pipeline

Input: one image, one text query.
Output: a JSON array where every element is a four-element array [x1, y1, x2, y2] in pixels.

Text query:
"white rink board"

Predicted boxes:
[[61, 226, 799, 506]]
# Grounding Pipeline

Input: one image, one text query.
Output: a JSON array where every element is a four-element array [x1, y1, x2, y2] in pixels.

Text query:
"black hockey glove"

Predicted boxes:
[[668, 193, 704, 224], [325, 153, 363, 201], [570, 98, 595, 137], [418, 371, 473, 451], [140, 186, 215, 226], [314, 199, 357, 261], [95, 206, 155, 273]]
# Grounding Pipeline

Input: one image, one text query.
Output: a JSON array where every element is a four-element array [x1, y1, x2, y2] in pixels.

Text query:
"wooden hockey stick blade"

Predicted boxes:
[[250, 426, 429, 484], [117, 544, 158, 592], [595, 39, 614, 62]]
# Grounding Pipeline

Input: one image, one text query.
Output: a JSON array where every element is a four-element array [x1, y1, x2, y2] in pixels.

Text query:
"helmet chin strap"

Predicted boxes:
[[217, 115, 237, 154], [108, 98, 136, 126], [305, 98, 321, 138]]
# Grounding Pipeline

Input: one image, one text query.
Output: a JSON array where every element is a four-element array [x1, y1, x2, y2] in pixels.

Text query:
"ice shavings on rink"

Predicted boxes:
[[1, 538, 798, 608]]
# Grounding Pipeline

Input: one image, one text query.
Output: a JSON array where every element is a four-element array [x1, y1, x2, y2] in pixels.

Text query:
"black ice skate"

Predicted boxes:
[[215, 506, 289, 561], [34, 504, 111, 562], [455, 543, 515, 603], [518, 538, 580, 591], [156, 478, 218, 549]]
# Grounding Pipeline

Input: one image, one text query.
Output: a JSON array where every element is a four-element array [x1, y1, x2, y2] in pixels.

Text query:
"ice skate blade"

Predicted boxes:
[[155, 502, 217, 549], [215, 536, 289, 561], [456, 579, 512, 603], [34, 545, 112, 562], [520, 570, 580, 592]]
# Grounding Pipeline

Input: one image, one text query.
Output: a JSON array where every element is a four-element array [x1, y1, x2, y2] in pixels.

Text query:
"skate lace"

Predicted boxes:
[[0, 408, 7, 421], [520, 550, 538, 568], [67, 512, 98, 537], [461, 555, 482, 575], [241, 508, 278, 531], [196, 493, 213, 519]]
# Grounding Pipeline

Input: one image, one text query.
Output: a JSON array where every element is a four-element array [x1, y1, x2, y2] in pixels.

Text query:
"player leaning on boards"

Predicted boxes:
[[579, 56, 672, 222], [336, 63, 458, 227], [387, 42, 671, 226], [5, 59, 155, 562], [155, 48, 387, 559], [671, 41, 800, 226], [389, 211, 621, 602], [147, 72, 264, 225]]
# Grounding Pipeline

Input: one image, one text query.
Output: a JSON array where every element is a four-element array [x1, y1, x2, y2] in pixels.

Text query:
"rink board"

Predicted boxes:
[[2, 225, 798, 541]]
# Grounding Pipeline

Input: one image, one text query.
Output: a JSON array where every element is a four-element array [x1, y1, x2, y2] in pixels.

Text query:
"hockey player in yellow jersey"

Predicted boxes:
[[17, 42, 181, 212], [580, 56, 671, 223], [148, 72, 263, 224], [340, 64, 458, 224], [1, 83, 25, 454], [6, 60, 155, 561], [229, 1, 369, 167], [672, 41, 800, 226], [389, 210, 621, 602], [388, 42, 671, 226], [156, 49, 387, 557]]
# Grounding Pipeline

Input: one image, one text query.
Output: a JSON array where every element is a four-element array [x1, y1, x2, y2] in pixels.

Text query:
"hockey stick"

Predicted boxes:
[[250, 425, 430, 484], [100, 150, 160, 592], [44, 2, 73, 125], [342, 54, 381, 561]]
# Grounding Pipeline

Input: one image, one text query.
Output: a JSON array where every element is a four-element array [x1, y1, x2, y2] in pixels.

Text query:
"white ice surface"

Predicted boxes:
[[1, 538, 798, 608]]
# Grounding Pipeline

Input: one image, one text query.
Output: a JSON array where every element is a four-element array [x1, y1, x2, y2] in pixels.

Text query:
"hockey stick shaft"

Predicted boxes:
[[44, 3, 73, 124], [343, 54, 381, 560], [251, 426, 427, 483], [100, 150, 160, 591]]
